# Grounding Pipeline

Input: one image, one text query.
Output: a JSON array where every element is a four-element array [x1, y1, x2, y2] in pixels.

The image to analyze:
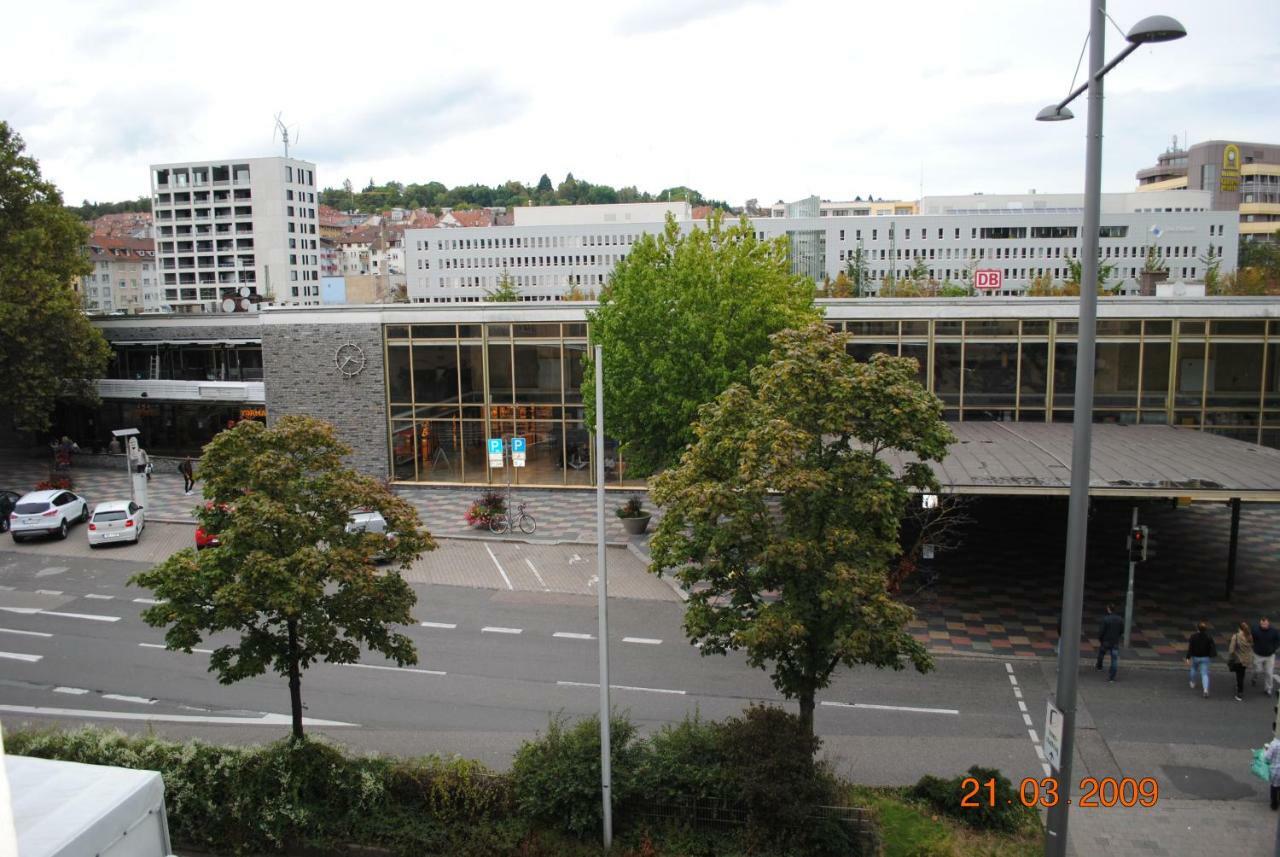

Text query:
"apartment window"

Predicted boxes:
[[287, 190, 294, 201], [938, 228, 943, 239], [286, 166, 294, 182]]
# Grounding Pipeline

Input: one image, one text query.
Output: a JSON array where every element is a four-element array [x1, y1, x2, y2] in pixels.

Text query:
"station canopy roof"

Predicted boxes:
[[880, 423, 1280, 502]]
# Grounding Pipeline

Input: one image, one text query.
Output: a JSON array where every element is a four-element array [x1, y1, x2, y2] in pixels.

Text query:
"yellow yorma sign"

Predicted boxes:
[[1220, 144, 1241, 192], [239, 407, 267, 420]]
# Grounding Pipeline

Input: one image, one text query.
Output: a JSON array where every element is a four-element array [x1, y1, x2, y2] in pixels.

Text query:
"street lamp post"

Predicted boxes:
[[1036, 7, 1184, 857]]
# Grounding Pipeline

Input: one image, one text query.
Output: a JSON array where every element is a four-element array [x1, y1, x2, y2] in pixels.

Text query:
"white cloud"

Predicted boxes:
[[1, 0, 1276, 206]]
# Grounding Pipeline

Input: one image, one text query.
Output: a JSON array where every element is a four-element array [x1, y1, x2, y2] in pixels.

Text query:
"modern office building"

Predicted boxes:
[[1136, 139, 1280, 243], [56, 295, 1280, 486], [149, 156, 322, 311], [405, 192, 1235, 303], [766, 198, 918, 218]]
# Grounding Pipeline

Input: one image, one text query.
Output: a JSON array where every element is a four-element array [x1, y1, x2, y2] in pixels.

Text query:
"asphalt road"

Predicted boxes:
[[0, 534, 1271, 809]]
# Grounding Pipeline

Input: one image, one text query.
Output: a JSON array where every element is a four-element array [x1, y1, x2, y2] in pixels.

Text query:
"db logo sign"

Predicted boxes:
[[974, 269, 1003, 290]]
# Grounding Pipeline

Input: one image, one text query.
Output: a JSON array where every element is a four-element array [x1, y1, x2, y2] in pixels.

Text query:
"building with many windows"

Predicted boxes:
[[77, 237, 159, 314], [1136, 139, 1280, 243], [54, 296, 1280, 485], [149, 156, 321, 311], [405, 192, 1235, 303]]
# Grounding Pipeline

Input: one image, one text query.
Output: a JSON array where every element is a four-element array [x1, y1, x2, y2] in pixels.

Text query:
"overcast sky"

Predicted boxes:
[[3, 0, 1277, 207]]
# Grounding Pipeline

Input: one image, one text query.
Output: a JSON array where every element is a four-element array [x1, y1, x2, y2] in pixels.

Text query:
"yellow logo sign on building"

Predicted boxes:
[[1220, 144, 1241, 193]]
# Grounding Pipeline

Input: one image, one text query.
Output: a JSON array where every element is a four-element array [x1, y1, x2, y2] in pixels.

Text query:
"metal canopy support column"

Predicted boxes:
[[1225, 497, 1241, 600]]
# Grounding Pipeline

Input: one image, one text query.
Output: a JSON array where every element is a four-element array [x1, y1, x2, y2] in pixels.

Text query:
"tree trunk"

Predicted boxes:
[[287, 619, 304, 740], [798, 688, 816, 739]]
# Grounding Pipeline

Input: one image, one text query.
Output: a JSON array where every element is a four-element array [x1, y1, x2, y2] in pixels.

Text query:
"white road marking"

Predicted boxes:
[[1017, 700, 1028, 713], [1022, 713, 1034, 727], [482, 626, 522, 635], [623, 637, 663, 645], [820, 701, 960, 715], [102, 694, 156, 705], [1005, 662, 1049, 778], [0, 586, 13, 591], [44, 610, 120, 622], [553, 632, 594, 640], [1042, 762, 1052, 776], [35, 567, 68, 577], [34, 589, 63, 596], [0, 704, 357, 727], [1013, 686, 1023, 699], [85, 594, 114, 600], [1008, 674, 1018, 686], [1005, 663, 1014, 673], [1034, 744, 1046, 761], [0, 627, 52, 638], [53, 687, 89, 695], [139, 642, 213, 654], [568, 553, 583, 565], [133, 598, 166, 605], [0, 651, 42, 663], [420, 621, 457, 629], [525, 558, 549, 591], [341, 663, 446, 676], [557, 680, 685, 696], [1028, 728, 1039, 744], [484, 544, 514, 590]]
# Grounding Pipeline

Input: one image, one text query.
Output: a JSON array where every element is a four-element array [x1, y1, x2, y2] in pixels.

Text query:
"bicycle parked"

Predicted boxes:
[[490, 502, 536, 535]]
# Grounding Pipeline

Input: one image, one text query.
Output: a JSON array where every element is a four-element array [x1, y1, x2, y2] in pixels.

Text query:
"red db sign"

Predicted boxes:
[[974, 269, 1003, 290]]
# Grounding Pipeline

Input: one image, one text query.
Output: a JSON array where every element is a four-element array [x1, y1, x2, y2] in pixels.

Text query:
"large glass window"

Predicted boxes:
[[962, 342, 1017, 410], [1094, 342, 1140, 410], [1206, 342, 1264, 409], [412, 344, 459, 403]]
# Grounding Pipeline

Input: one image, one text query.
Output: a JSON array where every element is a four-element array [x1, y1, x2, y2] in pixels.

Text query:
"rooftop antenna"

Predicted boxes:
[[273, 112, 300, 159]]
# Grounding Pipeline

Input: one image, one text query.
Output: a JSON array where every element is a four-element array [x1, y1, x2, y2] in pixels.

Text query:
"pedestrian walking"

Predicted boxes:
[[1095, 604, 1124, 681], [1186, 621, 1217, 698], [179, 456, 195, 495], [1228, 622, 1254, 702], [1266, 737, 1280, 810], [1251, 616, 1280, 696]]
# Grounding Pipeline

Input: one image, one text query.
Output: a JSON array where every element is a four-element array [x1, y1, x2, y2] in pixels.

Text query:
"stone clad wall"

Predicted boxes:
[[261, 322, 387, 477]]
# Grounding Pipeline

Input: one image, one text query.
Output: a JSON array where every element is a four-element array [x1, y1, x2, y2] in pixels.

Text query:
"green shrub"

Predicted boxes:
[[635, 713, 726, 803], [715, 705, 836, 833], [511, 713, 646, 838], [910, 766, 1032, 833]]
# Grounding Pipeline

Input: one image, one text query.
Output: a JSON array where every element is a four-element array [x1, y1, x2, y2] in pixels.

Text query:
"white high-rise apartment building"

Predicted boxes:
[[150, 156, 321, 311]]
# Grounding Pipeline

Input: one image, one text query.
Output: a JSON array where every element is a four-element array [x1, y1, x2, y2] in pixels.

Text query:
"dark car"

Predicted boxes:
[[0, 490, 20, 533]]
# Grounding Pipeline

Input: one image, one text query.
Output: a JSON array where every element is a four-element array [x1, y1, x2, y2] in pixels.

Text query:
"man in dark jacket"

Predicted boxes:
[[1252, 617, 1280, 696], [1096, 605, 1124, 681]]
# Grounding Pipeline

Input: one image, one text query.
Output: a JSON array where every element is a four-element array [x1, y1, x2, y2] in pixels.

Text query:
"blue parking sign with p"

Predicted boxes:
[[512, 438, 526, 454], [488, 438, 503, 455]]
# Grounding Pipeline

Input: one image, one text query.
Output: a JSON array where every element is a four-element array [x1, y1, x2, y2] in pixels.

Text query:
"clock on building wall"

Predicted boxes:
[[334, 340, 366, 378]]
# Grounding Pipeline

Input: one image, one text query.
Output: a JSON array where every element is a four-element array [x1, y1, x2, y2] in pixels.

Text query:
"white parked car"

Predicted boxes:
[[9, 490, 89, 542], [88, 500, 145, 547]]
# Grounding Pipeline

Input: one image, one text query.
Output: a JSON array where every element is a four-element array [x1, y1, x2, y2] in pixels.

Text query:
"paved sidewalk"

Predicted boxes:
[[1069, 798, 1274, 856]]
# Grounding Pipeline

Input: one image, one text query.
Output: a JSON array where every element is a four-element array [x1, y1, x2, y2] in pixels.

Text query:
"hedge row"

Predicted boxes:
[[6, 706, 851, 857]]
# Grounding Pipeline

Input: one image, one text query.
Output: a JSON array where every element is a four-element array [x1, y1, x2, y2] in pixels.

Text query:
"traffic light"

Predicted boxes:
[[1127, 526, 1149, 563]]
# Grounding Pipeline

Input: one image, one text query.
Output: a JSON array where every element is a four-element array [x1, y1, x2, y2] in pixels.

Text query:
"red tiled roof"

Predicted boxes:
[[692, 205, 713, 220], [446, 209, 493, 228]]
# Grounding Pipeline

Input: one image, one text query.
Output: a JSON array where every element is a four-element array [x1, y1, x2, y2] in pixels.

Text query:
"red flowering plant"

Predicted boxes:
[[465, 490, 506, 528]]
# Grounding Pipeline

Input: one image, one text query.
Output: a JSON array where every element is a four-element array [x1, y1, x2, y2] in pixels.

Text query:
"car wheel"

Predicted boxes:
[[57, 520, 69, 540], [11, 534, 24, 544], [79, 505, 89, 523]]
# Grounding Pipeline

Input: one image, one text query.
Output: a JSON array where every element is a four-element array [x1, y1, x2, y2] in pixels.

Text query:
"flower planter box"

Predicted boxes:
[[620, 514, 650, 535]]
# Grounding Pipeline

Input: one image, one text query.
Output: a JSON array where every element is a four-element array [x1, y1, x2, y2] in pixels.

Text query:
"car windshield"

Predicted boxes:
[[14, 502, 50, 514], [94, 510, 127, 522]]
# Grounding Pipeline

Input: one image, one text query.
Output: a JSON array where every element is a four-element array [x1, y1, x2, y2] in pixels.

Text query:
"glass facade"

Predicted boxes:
[[385, 322, 637, 486], [386, 317, 1280, 485]]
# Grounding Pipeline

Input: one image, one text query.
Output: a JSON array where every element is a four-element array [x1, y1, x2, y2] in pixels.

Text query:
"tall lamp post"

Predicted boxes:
[[1035, 7, 1184, 857]]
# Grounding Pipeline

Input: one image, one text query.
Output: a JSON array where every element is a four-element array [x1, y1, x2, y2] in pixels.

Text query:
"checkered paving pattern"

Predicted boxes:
[[4, 452, 1275, 661]]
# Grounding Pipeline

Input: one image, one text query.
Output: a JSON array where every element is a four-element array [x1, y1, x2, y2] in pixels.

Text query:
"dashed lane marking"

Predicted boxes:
[[341, 663, 446, 676], [420, 621, 457, 629], [139, 642, 214, 654], [484, 544, 514, 590], [0, 704, 357, 727], [53, 687, 89, 695], [1006, 661, 1053, 778], [0, 651, 42, 663], [133, 598, 166, 605], [557, 680, 685, 696], [102, 693, 156, 705], [0, 607, 119, 622], [820, 701, 960, 715], [0, 627, 52, 638], [623, 637, 663, 645], [85, 594, 114, 600], [482, 626, 522, 635], [553, 632, 594, 640], [34, 590, 63, 596]]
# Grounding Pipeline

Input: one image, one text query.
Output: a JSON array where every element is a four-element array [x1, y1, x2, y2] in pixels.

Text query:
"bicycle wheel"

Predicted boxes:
[[489, 515, 509, 535], [518, 513, 536, 535]]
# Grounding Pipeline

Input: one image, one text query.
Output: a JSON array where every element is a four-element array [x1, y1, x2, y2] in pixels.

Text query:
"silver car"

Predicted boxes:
[[10, 490, 89, 542], [88, 500, 146, 547]]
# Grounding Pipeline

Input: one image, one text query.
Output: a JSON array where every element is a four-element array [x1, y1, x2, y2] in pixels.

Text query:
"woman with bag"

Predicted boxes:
[[1229, 622, 1254, 702]]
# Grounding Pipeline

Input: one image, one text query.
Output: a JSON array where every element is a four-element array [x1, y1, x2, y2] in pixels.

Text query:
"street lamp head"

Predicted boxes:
[[1036, 104, 1075, 122], [1126, 14, 1186, 44]]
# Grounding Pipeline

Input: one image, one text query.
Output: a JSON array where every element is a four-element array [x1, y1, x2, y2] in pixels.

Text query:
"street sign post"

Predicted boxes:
[[487, 438, 504, 468], [1044, 700, 1064, 771], [974, 269, 1004, 290], [512, 437, 526, 468]]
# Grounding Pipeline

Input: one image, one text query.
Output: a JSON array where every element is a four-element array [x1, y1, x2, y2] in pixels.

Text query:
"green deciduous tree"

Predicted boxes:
[[130, 416, 436, 739], [1066, 257, 1117, 292], [585, 213, 819, 475], [484, 268, 520, 302], [649, 322, 953, 737], [0, 122, 112, 435]]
